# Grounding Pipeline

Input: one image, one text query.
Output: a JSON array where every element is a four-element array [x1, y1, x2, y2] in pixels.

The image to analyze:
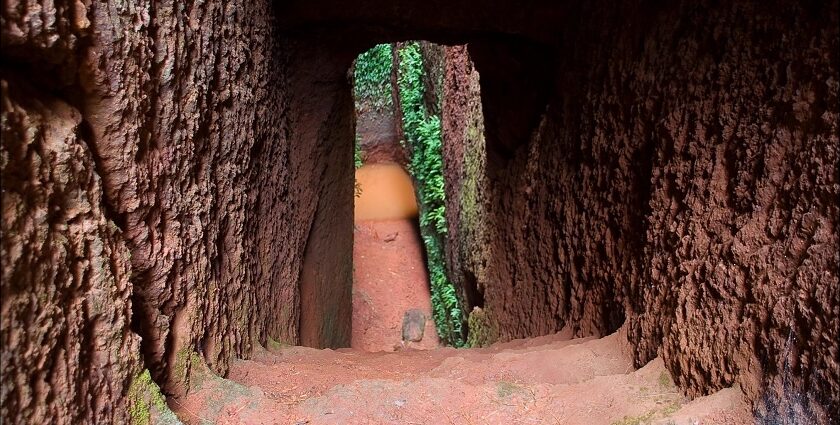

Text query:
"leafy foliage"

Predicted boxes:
[[354, 134, 364, 169], [353, 44, 393, 111], [397, 42, 465, 347]]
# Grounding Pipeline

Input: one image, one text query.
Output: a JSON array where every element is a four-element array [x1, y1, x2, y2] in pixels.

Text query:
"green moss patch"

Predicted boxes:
[[467, 307, 499, 347], [496, 381, 523, 399], [127, 369, 180, 425], [610, 401, 682, 425]]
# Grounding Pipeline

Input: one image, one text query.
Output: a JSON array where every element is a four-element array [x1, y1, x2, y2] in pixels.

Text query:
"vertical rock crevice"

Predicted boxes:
[[293, 39, 358, 349]]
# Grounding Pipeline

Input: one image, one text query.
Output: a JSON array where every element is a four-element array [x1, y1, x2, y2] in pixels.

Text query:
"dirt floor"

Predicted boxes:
[[351, 162, 439, 351], [170, 328, 751, 424], [352, 219, 440, 352]]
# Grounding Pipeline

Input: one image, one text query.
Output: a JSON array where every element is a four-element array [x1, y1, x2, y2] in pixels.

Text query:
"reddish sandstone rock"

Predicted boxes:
[[439, 2, 838, 421], [1, 77, 139, 424], [1, 0, 836, 423]]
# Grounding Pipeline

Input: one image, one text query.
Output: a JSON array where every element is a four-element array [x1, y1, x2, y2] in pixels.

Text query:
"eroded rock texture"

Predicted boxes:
[[440, 46, 492, 328], [294, 40, 356, 349], [2, 0, 837, 423], [2, 0, 354, 422], [441, 1, 838, 421], [75, 0, 312, 397], [630, 4, 839, 419], [1, 78, 139, 423]]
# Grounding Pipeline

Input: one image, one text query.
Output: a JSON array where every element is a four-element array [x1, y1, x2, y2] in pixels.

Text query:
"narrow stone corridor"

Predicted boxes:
[[352, 164, 439, 351], [1, 1, 837, 424]]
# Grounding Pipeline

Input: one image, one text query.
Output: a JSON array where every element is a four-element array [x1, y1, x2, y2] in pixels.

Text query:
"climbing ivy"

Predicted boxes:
[[353, 44, 393, 111], [397, 42, 465, 347], [354, 134, 364, 169]]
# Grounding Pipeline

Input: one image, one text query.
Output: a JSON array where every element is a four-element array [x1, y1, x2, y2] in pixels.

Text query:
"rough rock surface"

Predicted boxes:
[[440, 1, 838, 421], [293, 40, 356, 350], [1, 76, 139, 424], [2, 0, 837, 423], [402, 309, 427, 342], [2, 0, 354, 421], [73, 0, 325, 397], [440, 45, 492, 323], [356, 108, 407, 165]]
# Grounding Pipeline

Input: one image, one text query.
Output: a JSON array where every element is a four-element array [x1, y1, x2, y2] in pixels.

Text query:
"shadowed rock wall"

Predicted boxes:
[[2, 0, 353, 422], [441, 1, 838, 421], [73, 0, 318, 398], [440, 46, 492, 335], [294, 40, 356, 349], [1, 76, 139, 424]]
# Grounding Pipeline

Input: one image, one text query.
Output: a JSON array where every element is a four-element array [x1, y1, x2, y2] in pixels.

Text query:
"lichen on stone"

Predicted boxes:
[[467, 307, 499, 347], [127, 369, 180, 425]]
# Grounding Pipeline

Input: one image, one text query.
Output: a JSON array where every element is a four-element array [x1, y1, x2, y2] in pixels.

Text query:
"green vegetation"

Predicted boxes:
[[396, 42, 465, 347], [467, 307, 499, 347], [172, 348, 209, 393], [354, 134, 364, 169], [610, 401, 682, 425], [127, 369, 168, 425], [267, 337, 289, 350], [354, 45, 389, 171], [496, 380, 523, 399], [355, 134, 363, 196], [658, 370, 674, 389], [611, 410, 658, 425], [353, 44, 393, 111], [611, 386, 682, 425], [172, 347, 191, 392]]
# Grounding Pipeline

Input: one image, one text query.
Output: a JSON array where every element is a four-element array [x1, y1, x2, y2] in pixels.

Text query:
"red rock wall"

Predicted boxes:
[[74, 0, 314, 397], [440, 46, 492, 324], [442, 1, 838, 420], [2, 0, 837, 422], [1, 76, 139, 424], [294, 40, 356, 349], [1, 2, 140, 422], [628, 3, 839, 419], [2, 1, 355, 422]]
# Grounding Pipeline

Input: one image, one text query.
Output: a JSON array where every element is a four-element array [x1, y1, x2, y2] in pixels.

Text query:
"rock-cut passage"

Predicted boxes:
[[352, 163, 440, 351], [0, 1, 836, 424]]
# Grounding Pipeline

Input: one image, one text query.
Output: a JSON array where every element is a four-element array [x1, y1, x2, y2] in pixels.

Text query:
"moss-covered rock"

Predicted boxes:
[[127, 370, 181, 425], [467, 307, 499, 347]]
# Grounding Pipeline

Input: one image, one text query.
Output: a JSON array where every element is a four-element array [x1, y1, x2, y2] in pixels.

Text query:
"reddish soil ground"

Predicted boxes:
[[352, 162, 439, 351], [171, 328, 752, 424], [352, 219, 440, 351]]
